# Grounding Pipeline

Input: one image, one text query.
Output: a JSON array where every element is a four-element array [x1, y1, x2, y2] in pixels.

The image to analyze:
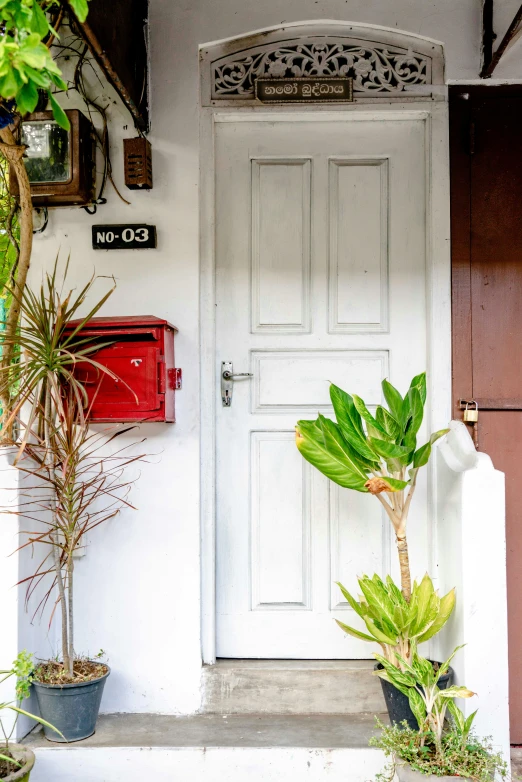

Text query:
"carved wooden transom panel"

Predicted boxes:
[[200, 23, 445, 106]]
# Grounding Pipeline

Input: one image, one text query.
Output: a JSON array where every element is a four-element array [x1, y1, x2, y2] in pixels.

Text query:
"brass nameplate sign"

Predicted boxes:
[[255, 77, 353, 104]]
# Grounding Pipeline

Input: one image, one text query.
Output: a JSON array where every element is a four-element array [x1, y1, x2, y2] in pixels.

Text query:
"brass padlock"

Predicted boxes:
[[463, 400, 479, 423]]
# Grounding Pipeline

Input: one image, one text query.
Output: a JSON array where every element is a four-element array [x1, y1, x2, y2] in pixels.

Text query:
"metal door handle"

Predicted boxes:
[[222, 370, 253, 380], [221, 361, 253, 406]]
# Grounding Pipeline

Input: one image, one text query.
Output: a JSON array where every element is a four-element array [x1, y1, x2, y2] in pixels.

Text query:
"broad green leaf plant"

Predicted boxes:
[[0, 651, 61, 767], [336, 573, 455, 668], [374, 646, 475, 754], [0, 0, 91, 128], [371, 643, 507, 782], [0, 0, 91, 433], [295, 372, 448, 601]]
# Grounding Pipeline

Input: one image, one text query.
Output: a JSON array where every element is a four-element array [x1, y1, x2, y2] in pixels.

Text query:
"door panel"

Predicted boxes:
[[215, 115, 430, 658], [450, 87, 522, 741]]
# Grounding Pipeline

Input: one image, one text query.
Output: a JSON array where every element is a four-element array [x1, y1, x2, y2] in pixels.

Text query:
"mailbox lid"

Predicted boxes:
[[65, 315, 178, 334]]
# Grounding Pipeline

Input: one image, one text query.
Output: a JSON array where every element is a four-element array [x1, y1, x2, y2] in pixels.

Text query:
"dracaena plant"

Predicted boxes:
[[336, 573, 455, 668], [0, 257, 122, 447], [295, 372, 448, 601], [12, 394, 146, 678], [1, 262, 142, 678]]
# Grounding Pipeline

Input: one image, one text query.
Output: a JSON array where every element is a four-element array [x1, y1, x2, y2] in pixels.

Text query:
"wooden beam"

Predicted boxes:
[[65, 0, 149, 131], [481, 0, 495, 75], [481, 2, 522, 78]]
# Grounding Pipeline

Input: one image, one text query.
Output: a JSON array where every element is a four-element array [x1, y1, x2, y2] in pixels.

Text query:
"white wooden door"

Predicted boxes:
[[215, 113, 430, 658]]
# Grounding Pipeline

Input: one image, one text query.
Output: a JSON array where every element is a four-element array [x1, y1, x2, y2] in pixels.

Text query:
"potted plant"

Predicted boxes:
[[337, 573, 455, 728], [1, 266, 144, 742], [17, 395, 144, 742], [295, 373, 452, 726], [0, 651, 61, 780], [371, 647, 507, 782]]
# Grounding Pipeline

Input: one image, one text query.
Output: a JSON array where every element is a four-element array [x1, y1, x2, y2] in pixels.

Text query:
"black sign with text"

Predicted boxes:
[[255, 77, 353, 103], [92, 224, 157, 250]]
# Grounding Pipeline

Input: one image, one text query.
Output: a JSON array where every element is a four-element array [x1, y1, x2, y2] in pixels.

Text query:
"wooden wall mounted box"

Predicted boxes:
[[14, 109, 95, 207], [63, 316, 180, 423], [124, 137, 153, 189]]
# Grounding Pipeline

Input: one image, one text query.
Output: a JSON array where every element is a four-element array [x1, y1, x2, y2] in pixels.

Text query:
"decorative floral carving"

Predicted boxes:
[[211, 41, 430, 99]]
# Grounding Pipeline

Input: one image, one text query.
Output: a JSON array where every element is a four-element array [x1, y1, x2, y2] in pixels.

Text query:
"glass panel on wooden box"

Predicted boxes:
[[22, 120, 71, 184]]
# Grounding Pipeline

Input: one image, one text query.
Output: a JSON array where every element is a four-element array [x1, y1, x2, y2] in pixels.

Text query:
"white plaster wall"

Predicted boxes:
[[22, 0, 522, 717]]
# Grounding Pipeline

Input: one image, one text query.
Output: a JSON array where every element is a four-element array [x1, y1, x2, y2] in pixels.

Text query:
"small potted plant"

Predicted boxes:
[[336, 573, 455, 728], [295, 373, 452, 726], [0, 651, 61, 780], [371, 647, 507, 782], [1, 265, 144, 742]]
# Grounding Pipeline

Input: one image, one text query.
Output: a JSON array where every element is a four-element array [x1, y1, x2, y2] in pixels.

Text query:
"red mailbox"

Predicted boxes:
[[64, 316, 180, 423]]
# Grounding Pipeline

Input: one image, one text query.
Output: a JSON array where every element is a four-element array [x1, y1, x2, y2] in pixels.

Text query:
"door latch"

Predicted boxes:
[[221, 361, 253, 407]]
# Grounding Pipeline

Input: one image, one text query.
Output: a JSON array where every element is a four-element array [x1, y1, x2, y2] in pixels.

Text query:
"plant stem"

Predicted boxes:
[[52, 532, 70, 675], [0, 126, 33, 439], [43, 384, 71, 675], [396, 533, 412, 602], [67, 554, 74, 676]]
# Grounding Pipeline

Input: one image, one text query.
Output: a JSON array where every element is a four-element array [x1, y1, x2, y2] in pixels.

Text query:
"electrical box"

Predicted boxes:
[[17, 109, 95, 207], [124, 137, 153, 190], [64, 316, 180, 423]]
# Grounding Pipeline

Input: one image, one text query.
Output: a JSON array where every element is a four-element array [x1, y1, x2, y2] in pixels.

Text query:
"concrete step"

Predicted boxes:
[[25, 713, 387, 782], [201, 659, 385, 715]]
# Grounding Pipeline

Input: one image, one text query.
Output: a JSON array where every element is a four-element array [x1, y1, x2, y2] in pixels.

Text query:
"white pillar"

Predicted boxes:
[[435, 421, 510, 765], [0, 448, 23, 738], [0, 448, 58, 739]]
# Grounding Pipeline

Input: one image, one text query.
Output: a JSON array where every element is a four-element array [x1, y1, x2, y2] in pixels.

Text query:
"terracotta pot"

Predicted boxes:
[[0, 744, 35, 782], [396, 760, 471, 782]]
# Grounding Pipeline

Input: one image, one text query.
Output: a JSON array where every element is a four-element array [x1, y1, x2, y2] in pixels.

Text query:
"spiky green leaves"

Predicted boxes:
[[0, 258, 119, 441], [335, 574, 456, 654]]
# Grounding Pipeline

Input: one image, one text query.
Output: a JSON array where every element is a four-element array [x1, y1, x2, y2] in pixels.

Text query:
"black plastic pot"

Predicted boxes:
[[375, 662, 454, 730], [33, 665, 110, 743]]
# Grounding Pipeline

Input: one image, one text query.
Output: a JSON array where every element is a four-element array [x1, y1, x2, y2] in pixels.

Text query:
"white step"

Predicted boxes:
[[25, 714, 387, 782], [201, 659, 385, 715]]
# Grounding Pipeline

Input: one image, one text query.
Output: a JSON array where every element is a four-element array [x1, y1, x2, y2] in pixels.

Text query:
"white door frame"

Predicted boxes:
[[200, 100, 451, 665]]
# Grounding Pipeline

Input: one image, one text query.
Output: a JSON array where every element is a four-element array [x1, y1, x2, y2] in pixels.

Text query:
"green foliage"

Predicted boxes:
[[295, 373, 448, 495], [374, 646, 474, 744], [0, 650, 62, 755], [0, 256, 120, 438], [11, 648, 32, 701], [370, 719, 507, 782], [0, 0, 91, 129], [336, 574, 455, 666]]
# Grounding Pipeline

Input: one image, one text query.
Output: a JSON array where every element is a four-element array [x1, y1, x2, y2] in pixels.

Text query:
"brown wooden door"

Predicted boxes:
[[451, 85, 522, 743]]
